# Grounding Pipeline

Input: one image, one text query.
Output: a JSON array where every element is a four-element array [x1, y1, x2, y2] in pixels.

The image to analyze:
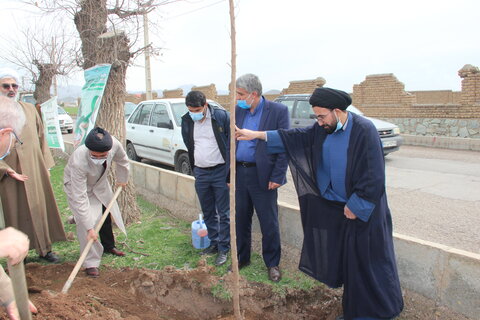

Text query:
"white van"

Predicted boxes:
[[125, 98, 223, 175]]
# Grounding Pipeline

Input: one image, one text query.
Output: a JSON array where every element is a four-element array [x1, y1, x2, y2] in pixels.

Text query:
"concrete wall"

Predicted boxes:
[[126, 159, 479, 319]]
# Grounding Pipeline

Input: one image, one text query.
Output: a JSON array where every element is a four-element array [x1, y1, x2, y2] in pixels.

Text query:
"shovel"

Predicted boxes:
[[7, 261, 32, 320], [61, 187, 123, 294]]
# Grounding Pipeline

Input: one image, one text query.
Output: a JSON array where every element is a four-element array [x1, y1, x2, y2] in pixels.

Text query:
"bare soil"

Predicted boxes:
[[0, 261, 472, 320]]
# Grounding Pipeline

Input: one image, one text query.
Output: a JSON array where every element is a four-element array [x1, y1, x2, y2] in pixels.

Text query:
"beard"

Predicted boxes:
[[323, 125, 335, 134], [0, 91, 16, 99]]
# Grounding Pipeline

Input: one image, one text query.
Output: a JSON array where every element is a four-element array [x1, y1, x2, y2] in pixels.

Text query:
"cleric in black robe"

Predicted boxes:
[[235, 87, 404, 320]]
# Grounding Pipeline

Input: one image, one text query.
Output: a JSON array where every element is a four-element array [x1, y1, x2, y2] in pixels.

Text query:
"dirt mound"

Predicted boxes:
[[0, 262, 341, 320]]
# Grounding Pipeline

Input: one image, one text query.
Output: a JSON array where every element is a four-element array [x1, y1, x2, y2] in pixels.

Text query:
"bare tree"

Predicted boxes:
[[0, 24, 78, 105], [30, 0, 182, 224]]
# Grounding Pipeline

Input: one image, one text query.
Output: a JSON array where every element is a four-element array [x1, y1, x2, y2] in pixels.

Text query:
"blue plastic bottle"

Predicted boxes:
[[191, 213, 210, 249]]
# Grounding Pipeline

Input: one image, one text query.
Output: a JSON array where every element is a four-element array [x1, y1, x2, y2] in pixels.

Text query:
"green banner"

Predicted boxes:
[[41, 96, 65, 151], [73, 64, 112, 148]]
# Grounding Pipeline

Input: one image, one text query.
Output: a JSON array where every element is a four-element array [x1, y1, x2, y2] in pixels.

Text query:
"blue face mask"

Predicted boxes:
[[237, 94, 252, 109], [189, 111, 204, 121], [333, 111, 344, 133]]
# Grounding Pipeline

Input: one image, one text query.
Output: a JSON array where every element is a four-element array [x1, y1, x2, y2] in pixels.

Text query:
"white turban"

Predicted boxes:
[[0, 67, 20, 83]]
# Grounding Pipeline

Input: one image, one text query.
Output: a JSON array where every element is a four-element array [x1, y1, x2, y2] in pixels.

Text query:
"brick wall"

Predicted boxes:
[[352, 73, 416, 108], [191, 84, 217, 100], [280, 77, 326, 94], [409, 90, 461, 104], [459, 64, 480, 106], [163, 88, 183, 98]]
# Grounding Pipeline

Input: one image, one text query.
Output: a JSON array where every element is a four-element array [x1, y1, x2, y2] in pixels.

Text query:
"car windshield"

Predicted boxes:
[[57, 107, 67, 114], [125, 102, 137, 117], [170, 102, 189, 126]]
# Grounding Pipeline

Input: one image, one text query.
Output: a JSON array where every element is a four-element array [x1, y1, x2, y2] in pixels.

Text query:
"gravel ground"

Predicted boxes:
[[278, 145, 480, 254]]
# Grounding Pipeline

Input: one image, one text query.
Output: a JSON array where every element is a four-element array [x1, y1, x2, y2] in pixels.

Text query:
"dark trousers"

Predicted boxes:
[[235, 166, 281, 267], [194, 165, 230, 253], [100, 206, 115, 251]]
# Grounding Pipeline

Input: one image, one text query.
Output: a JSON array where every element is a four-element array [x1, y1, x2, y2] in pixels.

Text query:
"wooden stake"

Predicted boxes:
[[228, 0, 242, 319]]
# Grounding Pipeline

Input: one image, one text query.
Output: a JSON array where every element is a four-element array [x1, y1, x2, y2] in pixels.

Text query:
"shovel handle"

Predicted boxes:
[[61, 187, 123, 294], [7, 261, 32, 320]]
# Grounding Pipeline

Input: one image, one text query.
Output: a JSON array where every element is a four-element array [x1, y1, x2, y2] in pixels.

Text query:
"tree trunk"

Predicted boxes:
[[33, 62, 55, 104], [74, 0, 141, 224]]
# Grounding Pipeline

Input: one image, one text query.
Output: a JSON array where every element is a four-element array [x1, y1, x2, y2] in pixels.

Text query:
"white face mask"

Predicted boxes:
[[90, 157, 106, 166]]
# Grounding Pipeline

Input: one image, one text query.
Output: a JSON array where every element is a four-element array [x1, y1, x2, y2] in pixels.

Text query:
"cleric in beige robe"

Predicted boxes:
[[63, 127, 129, 276], [0, 99, 67, 260]]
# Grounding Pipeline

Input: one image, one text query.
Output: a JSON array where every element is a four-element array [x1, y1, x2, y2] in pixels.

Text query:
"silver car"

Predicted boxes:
[[274, 94, 403, 155]]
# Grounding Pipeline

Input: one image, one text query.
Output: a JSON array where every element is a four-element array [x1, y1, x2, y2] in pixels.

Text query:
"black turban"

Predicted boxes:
[[309, 87, 352, 110], [85, 127, 113, 152]]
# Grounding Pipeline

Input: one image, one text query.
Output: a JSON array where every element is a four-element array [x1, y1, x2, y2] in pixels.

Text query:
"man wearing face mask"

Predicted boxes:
[[235, 87, 403, 320], [181, 91, 230, 266], [64, 127, 129, 277], [0, 68, 66, 264], [232, 74, 290, 282]]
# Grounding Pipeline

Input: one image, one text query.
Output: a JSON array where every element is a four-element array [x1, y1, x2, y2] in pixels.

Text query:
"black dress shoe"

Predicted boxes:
[[227, 260, 251, 272], [268, 266, 281, 282], [200, 245, 218, 255], [39, 251, 60, 263], [104, 247, 125, 256], [215, 252, 228, 266]]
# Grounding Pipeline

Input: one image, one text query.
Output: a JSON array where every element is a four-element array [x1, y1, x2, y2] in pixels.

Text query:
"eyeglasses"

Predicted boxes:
[[313, 110, 333, 121], [1, 83, 19, 90]]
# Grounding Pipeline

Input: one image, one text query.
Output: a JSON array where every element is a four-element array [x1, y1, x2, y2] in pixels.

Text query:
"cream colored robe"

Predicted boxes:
[[63, 137, 129, 268], [0, 102, 66, 256]]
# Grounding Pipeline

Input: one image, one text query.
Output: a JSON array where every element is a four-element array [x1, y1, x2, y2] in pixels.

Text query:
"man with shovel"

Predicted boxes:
[[64, 127, 129, 277]]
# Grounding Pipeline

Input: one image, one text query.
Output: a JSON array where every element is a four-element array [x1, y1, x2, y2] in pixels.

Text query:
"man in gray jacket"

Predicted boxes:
[[64, 127, 129, 277]]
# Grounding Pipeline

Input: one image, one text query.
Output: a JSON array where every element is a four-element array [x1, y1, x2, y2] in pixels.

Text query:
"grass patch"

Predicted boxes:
[[63, 106, 78, 116], [21, 159, 321, 293]]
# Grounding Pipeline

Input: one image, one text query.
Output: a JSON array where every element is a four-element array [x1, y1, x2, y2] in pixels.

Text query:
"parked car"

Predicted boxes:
[[19, 93, 74, 134], [274, 94, 403, 155], [125, 98, 223, 175], [124, 102, 137, 119], [57, 106, 74, 133]]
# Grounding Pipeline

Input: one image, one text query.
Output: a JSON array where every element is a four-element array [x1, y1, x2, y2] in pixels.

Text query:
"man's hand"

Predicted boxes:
[[87, 229, 98, 242], [0, 227, 29, 265], [6, 300, 38, 320], [6, 169, 28, 182], [235, 126, 266, 141], [344, 205, 357, 220], [268, 181, 281, 190], [115, 182, 127, 188]]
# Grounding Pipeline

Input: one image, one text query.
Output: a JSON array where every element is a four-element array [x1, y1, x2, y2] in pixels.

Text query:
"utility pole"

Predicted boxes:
[[52, 37, 58, 97], [143, 12, 153, 100]]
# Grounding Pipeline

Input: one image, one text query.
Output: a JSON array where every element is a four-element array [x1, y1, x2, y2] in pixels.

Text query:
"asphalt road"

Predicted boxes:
[[63, 131, 479, 254], [278, 145, 480, 254]]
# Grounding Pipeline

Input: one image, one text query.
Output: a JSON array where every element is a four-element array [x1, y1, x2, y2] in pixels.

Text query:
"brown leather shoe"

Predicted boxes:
[[85, 267, 99, 277], [268, 266, 281, 282], [105, 248, 125, 256]]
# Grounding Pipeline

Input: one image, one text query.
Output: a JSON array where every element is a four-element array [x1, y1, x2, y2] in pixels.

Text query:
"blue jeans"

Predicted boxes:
[[194, 165, 230, 252]]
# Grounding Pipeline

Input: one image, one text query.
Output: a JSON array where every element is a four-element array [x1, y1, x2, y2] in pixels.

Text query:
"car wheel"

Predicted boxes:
[[126, 142, 141, 162], [175, 153, 192, 175]]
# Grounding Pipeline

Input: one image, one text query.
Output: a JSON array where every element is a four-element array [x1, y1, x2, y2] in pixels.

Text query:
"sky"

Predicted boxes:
[[1, 0, 479, 94]]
